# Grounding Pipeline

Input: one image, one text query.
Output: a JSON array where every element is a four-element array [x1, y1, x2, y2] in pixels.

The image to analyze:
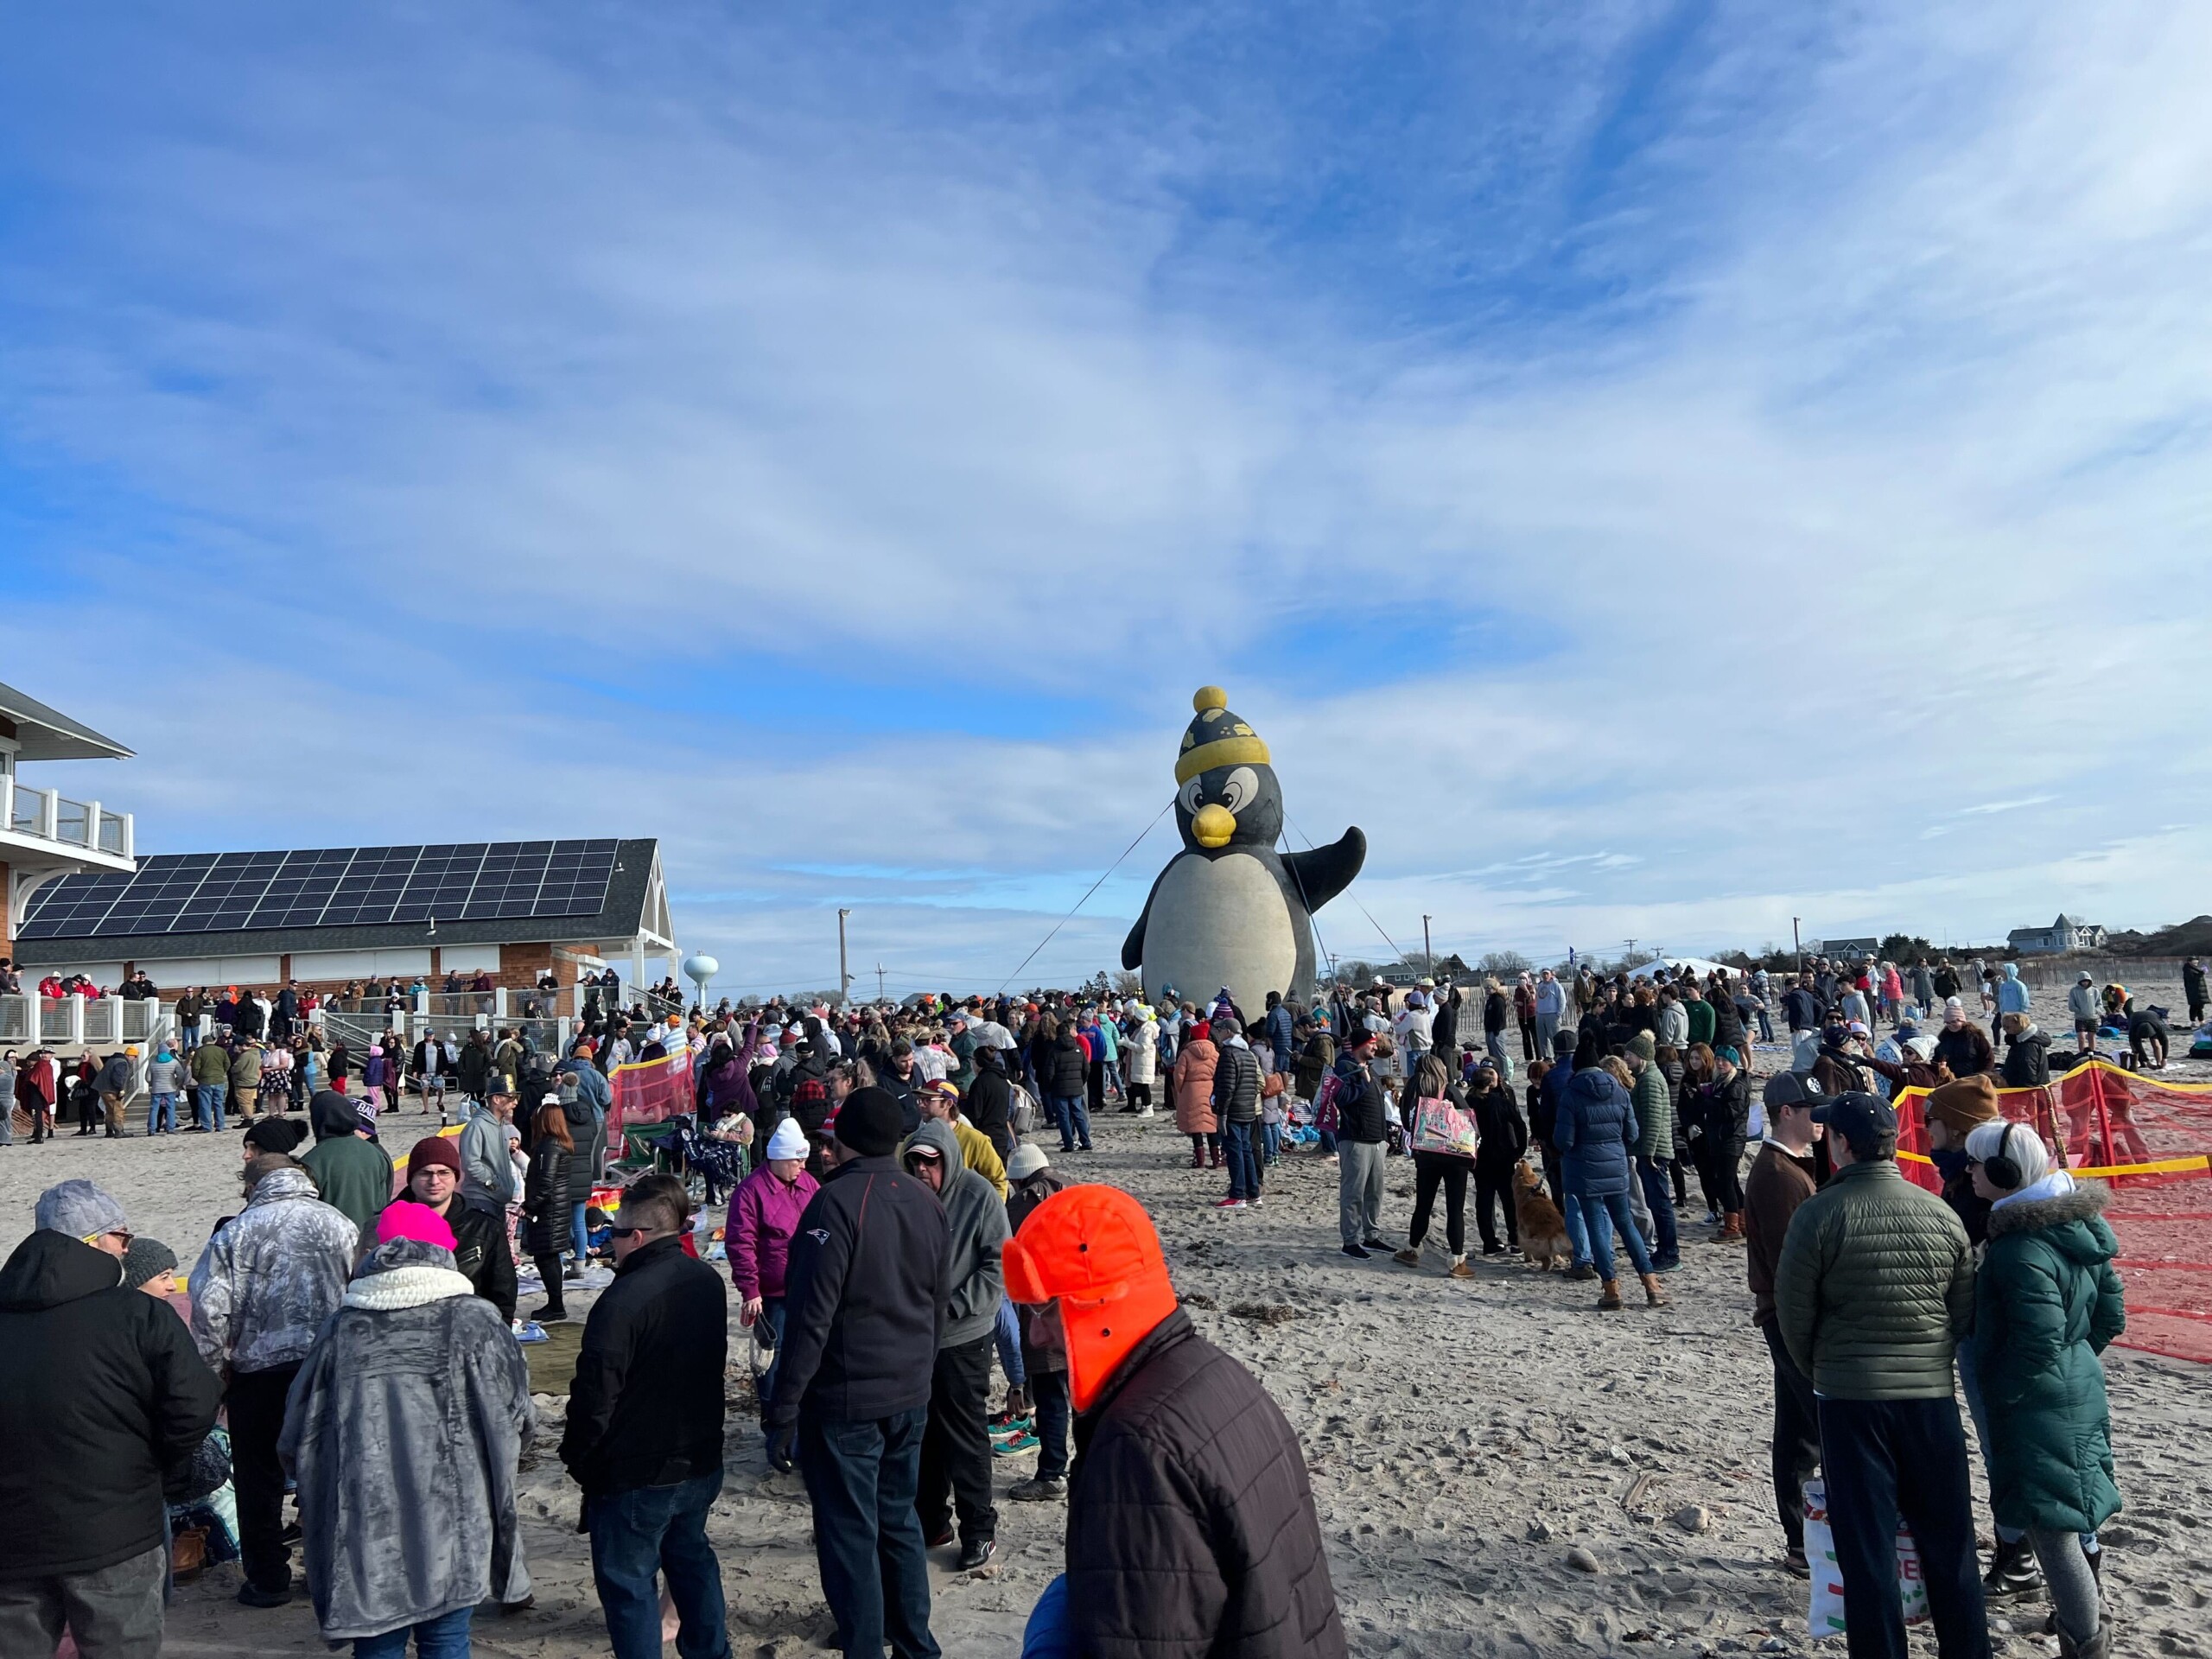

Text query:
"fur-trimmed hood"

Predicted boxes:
[[1986, 1179, 2116, 1263]]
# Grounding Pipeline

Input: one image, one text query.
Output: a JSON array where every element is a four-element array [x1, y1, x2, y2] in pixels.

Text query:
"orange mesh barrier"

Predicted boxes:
[[607, 1046, 695, 1133], [1894, 1061, 2212, 1363]]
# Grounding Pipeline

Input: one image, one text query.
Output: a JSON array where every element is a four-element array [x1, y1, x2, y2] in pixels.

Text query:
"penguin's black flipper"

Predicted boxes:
[[1122, 868, 1166, 971], [1283, 827, 1366, 912]]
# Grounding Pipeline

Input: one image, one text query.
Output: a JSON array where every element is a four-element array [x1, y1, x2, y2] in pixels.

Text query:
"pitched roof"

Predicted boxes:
[[0, 679, 132, 761]]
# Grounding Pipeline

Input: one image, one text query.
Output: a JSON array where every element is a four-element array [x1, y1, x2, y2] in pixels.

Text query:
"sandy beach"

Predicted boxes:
[[6, 1007, 2209, 1659]]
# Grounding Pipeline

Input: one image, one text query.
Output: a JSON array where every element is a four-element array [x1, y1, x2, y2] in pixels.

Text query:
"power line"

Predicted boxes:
[[1282, 809, 1404, 964], [996, 800, 1175, 995]]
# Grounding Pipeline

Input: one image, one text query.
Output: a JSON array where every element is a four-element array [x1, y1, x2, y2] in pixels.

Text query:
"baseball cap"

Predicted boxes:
[[1762, 1071, 1825, 1110], [1810, 1090, 1897, 1142]]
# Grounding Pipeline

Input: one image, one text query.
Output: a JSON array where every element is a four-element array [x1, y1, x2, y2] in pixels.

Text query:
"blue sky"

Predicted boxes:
[[3, 2, 2209, 993]]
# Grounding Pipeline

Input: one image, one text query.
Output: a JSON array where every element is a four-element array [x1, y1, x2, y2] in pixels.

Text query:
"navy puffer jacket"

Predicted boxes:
[[1554, 1069, 1640, 1198]]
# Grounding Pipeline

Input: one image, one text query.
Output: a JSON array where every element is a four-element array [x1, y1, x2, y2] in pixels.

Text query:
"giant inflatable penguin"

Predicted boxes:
[[1122, 687, 1365, 1014]]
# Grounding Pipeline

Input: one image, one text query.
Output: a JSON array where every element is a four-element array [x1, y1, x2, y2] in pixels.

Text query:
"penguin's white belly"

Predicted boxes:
[[1142, 853, 1299, 1016]]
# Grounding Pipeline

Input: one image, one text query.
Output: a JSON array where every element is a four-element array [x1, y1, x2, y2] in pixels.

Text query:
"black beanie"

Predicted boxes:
[[835, 1087, 904, 1158], [242, 1116, 307, 1155]]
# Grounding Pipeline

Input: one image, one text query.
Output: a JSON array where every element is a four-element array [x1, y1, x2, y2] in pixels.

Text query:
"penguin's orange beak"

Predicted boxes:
[[1192, 804, 1236, 848]]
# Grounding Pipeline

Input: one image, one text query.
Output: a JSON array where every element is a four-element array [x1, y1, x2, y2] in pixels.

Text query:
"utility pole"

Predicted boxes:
[[874, 962, 887, 1001], [1421, 914, 1433, 974], [837, 908, 853, 1001], [1625, 938, 1637, 965], [1792, 917, 1802, 963]]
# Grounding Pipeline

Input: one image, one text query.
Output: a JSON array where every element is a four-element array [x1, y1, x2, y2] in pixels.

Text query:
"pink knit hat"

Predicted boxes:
[[375, 1200, 456, 1250]]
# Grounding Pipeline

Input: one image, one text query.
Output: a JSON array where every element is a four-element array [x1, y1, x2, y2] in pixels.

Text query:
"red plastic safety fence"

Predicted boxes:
[[607, 1047, 694, 1133], [1894, 1061, 2212, 1364]]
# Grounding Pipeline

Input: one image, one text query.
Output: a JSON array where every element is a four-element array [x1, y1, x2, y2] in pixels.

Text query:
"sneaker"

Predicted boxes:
[[529, 1305, 569, 1325], [237, 1581, 293, 1609], [1482, 1243, 1505, 1256], [989, 1416, 1033, 1440], [987, 1407, 1029, 1430], [1341, 1242, 1370, 1260], [993, 1430, 1039, 1456], [1011, 1474, 1068, 1502], [1362, 1236, 1390, 1251], [1652, 1255, 1681, 1274], [1567, 1262, 1599, 1281], [957, 1536, 997, 1571], [925, 1526, 955, 1549], [1246, 1196, 1262, 1209], [1215, 1198, 1247, 1210]]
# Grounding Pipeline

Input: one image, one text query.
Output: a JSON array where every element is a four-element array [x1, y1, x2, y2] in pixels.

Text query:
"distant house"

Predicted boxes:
[[1808, 938, 1878, 958], [2006, 913, 2107, 956]]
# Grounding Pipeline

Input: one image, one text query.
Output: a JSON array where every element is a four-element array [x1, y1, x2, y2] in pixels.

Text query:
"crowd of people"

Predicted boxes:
[[0, 945, 2152, 1659]]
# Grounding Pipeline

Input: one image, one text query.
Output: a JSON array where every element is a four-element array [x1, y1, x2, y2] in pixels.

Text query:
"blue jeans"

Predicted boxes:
[[1545, 1151, 1593, 1264], [354, 1605, 472, 1658], [147, 1092, 178, 1134], [797, 1407, 939, 1659], [755, 1298, 786, 1416], [194, 1084, 226, 1131], [586, 1471, 729, 1659], [178, 1022, 202, 1051], [570, 1200, 589, 1266], [1573, 1190, 1655, 1281], [1047, 1095, 1090, 1152], [994, 1299, 1026, 1390], [1262, 1120, 1281, 1163], [1029, 1364, 1071, 1479], [1636, 1155, 1678, 1264], [1816, 1396, 1988, 1659], [1223, 1118, 1262, 1200]]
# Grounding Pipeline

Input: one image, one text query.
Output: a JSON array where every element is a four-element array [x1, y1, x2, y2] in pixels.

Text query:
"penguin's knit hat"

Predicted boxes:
[[1175, 686, 1270, 785]]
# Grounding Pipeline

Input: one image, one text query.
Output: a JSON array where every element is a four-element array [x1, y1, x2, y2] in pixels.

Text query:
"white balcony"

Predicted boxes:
[[0, 773, 136, 874]]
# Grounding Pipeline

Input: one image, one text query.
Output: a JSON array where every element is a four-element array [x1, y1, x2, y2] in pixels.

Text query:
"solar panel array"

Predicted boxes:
[[16, 840, 621, 941]]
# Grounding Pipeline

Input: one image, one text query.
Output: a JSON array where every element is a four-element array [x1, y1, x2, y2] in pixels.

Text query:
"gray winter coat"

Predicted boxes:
[[459, 1110, 518, 1208], [143, 1056, 188, 1094], [188, 1168, 358, 1376], [279, 1238, 532, 1640], [906, 1118, 1007, 1348]]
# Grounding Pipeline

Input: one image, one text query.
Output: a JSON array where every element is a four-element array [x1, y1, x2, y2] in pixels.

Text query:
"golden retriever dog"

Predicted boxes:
[[1513, 1160, 1573, 1270]]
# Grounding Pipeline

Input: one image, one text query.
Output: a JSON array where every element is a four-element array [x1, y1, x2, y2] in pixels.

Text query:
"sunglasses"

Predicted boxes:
[[607, 1224, 658, 1239]]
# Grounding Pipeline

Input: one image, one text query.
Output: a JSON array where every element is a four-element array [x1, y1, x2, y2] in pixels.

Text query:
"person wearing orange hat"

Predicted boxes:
[[1001, 1185, 1345, 1658]]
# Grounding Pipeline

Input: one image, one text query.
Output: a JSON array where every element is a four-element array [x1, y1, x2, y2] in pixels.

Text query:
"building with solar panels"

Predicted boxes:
[[12, 837, 681, 1001]]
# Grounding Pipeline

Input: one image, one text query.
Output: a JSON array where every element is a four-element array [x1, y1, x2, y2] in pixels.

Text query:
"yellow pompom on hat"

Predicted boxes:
[[1175, 685, 1270, 785]]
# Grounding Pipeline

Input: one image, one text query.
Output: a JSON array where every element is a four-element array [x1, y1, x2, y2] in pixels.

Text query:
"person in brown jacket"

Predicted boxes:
[[1171, 1031, 1219, 1170], [1745, 1071, 1830, 1577]]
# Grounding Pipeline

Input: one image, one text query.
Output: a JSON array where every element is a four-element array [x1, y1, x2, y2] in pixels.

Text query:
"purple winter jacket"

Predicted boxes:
[[727, 1160, 821, 1302]]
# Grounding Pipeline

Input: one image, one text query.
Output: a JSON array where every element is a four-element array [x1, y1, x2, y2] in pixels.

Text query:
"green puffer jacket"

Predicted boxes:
[[1630, 1058, 1674, 1160], [1974, 1180, 2126, 1534], [1773, 1158, 1974, 1399]]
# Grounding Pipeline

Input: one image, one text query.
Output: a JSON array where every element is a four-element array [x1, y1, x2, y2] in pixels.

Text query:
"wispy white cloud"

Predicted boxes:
[[2, 2, 2208, 988]]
